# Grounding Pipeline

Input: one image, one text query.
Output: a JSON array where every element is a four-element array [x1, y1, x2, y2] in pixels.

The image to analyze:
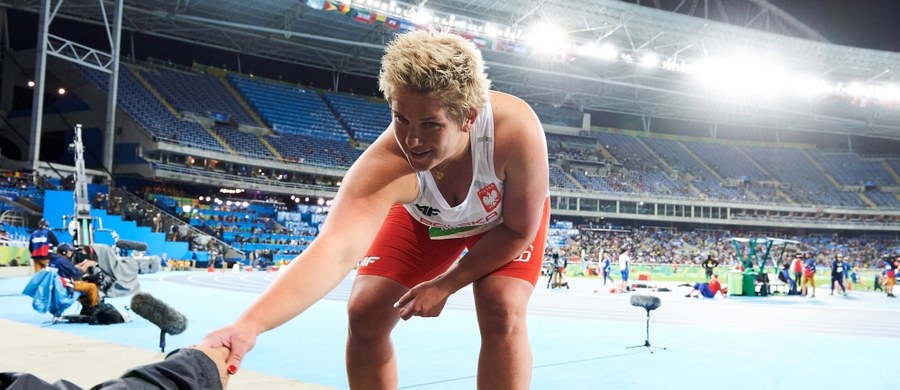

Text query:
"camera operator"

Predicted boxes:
[[49, 243, 99, 315]]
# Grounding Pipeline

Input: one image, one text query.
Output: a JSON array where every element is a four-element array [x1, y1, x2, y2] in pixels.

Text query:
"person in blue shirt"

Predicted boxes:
[[48, 243, 99, 314], [601, 252, 614, 286]]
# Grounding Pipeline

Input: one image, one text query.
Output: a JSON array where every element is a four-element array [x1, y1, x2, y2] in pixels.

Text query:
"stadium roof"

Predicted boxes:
[[6, 0, 900, 140]]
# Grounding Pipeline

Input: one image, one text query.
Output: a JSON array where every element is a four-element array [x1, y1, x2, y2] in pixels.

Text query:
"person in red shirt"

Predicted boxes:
[[885, 255, 897, 298], [791, 255, 803, 292], [685, 273, 727, 298]]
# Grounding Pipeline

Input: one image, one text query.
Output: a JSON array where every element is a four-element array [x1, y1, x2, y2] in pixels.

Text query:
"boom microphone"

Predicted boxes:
[[630, 295, 661, 311], [131, 292, 188, 352]]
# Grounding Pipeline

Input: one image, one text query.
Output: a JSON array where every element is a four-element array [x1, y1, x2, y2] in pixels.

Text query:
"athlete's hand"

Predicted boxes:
[[394, 279, 452, 321], [185, 345, 232, 388], [199, 322, 258, 376]]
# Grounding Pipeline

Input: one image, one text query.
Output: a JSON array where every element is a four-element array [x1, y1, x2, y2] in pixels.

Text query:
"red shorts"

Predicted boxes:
[[357, 198, 551, 288]]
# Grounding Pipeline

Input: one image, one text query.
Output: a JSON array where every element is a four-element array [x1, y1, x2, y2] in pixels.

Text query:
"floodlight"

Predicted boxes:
[[28, 81, 35, 87], [791, 76, 833, 98], [844, 82, 869, 97], [410, 8, 432, 25], [639, 53, 658, 68], [578, 43, 617, 61], [876, 84, 899, 101], [57, 87, 66, 95], [597, 44, 617, 60], [484, 23, 499, 37], [691, 57, 790, 97], [526, 23, 565, 54]]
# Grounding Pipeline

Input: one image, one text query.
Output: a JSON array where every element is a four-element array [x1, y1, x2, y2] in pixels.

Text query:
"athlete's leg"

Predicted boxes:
[[473, 276, 535, 390], [347, 205, 466, 389], [346, 275, 407, 390]]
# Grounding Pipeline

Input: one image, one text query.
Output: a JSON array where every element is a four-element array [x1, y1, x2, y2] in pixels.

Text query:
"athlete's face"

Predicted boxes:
[[391, 89, 470, 172]]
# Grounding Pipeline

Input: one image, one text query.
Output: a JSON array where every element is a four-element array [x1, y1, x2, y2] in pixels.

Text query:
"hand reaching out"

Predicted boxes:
[[199, 323, 258, 376], [393, 279, 452, 321]]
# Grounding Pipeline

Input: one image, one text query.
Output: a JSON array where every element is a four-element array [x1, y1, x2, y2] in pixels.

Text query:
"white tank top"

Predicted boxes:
[[403, 102, 504, 240]]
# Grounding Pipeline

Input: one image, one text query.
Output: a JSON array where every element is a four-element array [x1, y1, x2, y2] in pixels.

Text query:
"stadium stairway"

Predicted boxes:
[[129, 67, 180, 117], [320, 94, 354, 140], [737, 147, 775, 178], [216, 75, 285, 159], [131, 66, 235, 155], [218, 75, 270, 129], [595, 143, 620, 165], [675, 141, 724, 182], [774, 188, 797, 205], [634, 137, 702, 196], [882, 161, 900, 184], [855, 193, 878, 210], [633, 136, 674, 172], [202, 126, 237, 155], [737, 148, 795, 205], [800, 149, 844, 189], [257, 136, 284, 160], [89, 209, 191, 259], [562, 167, 586, 190], [43, 190, 190, 259]]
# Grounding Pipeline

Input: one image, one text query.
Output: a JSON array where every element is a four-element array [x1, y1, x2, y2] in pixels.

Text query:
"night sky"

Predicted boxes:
[[771, 0, 900, 53]]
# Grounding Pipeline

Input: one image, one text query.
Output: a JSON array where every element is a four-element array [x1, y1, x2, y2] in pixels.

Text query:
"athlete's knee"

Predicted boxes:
[[347, 301, 397, 340], [478, 306, 526, 338]]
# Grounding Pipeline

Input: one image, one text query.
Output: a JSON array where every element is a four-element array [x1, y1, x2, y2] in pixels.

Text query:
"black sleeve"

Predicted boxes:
[[0, 372, 84, 390], [89, 349, 223, 390], [48, 230, 59, 246]]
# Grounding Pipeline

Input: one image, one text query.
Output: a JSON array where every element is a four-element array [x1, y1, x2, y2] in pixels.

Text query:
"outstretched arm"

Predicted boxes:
[[200, 132, 416, 371]]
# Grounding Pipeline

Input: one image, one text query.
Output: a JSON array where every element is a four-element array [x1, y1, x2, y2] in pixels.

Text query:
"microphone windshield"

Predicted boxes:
[[130, 292, 188, 335], [630, 295, 661, 311]]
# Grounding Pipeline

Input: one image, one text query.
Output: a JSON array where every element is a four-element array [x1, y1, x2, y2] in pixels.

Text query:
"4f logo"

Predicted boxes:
[[416, 204, 441, 217], [359, 256, 379, 267]]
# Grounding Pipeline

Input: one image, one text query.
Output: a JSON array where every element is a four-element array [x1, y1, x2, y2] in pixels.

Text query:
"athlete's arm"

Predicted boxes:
[[208, 129, 415, 337]]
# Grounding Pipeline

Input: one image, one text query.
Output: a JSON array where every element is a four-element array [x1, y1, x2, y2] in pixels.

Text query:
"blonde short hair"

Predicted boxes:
[[379, 29, 491, 124]]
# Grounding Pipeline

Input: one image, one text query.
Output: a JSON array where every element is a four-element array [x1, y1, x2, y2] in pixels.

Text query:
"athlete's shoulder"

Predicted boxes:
[[489, 91, 536, 118]]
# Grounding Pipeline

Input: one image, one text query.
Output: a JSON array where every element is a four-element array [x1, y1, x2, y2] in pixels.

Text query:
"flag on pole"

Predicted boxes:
[[352, 9, 375, 24], [384, 16, 400, 30]]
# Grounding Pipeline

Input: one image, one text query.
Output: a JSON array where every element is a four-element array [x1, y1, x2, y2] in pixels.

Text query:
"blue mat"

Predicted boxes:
[[2, 272, 898, 389]]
